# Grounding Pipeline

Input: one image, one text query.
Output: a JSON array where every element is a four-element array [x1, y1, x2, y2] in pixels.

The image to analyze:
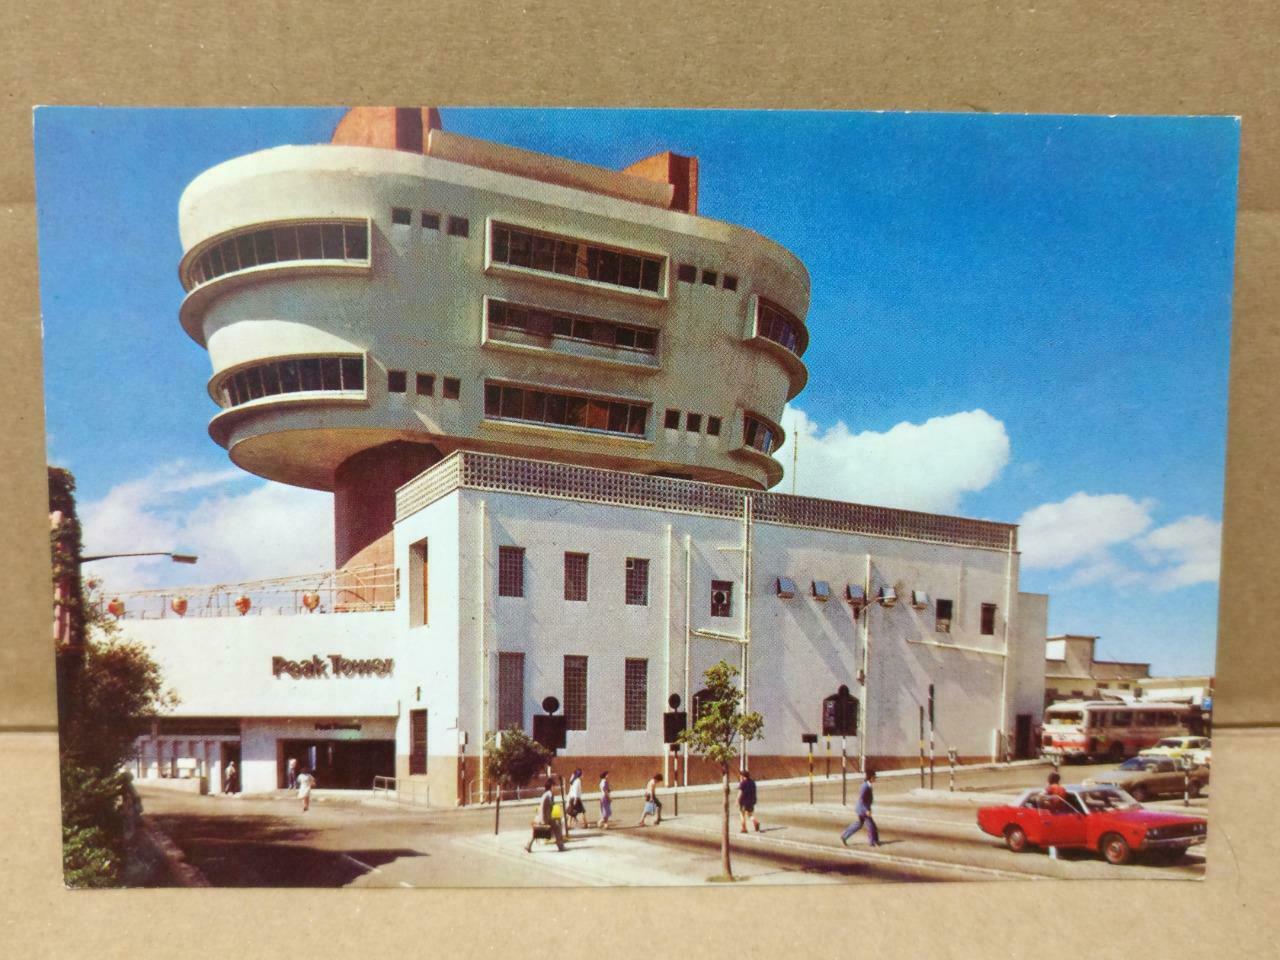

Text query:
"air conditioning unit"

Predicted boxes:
[[775, 576, 797, 599], [910, 590, 930, 610], [877, 586, 898, 608], [845, 584, 867, 606], [812, 580, 832, 602]]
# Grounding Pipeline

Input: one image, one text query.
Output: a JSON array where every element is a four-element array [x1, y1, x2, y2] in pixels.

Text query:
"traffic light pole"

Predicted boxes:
[[841, 736, 848, 806], [808, 742, 815, 804]]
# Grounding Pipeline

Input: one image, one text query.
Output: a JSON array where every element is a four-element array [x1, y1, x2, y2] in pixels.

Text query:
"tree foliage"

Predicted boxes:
[[677, 660, 765, 880], [484, 726, 552, 791]]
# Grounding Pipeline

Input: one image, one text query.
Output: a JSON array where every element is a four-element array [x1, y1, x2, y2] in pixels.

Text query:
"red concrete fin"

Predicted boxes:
[[331, 107, 443, 153], [623, 150, 699, 214]]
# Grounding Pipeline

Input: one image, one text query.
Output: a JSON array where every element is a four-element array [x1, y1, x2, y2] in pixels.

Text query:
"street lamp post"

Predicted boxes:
[[849, 583, 896, 775], [81, 551, 198, 564]]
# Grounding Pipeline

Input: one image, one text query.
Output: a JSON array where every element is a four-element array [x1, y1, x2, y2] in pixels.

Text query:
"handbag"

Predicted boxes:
[[531, 822, 553, 840]]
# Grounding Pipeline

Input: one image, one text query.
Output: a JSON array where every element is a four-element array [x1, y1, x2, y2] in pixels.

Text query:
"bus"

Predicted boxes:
[[1042, 701, 1196, 762]]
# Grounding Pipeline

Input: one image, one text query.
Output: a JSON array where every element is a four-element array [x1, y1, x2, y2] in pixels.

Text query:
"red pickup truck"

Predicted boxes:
[[977, 785, 1206, 865]]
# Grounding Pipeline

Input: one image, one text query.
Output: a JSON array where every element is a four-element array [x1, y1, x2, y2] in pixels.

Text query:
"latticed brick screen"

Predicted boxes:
[[563, 655, 588, 730], [624, 658, 648, 731], [497, 652, 524, 731], [397, 451, 1016, 552]]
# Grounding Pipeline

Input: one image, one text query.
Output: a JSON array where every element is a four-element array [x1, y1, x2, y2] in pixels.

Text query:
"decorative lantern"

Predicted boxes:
[[171, 596, 188, 617], [106, 597, 125, 618], [302, 592, 321, 612], [234, 594, 252, 616]]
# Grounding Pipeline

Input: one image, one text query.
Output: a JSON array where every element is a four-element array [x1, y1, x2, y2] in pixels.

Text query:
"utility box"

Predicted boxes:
[[533, 714, 566, 751], [822, 686, 859, 737], [663, 710, 688, 744]]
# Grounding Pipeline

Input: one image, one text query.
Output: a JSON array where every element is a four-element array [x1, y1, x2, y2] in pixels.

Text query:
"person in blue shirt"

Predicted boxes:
[[840, 769, 881, 847]]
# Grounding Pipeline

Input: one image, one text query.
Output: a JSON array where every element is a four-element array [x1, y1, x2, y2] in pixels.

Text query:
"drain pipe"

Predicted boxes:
[[997, 528, 1015, 761], [683, 532, 692, 787], [477, 498, 488, 800], [858, 552, 871, 775], [741, 494, 753, 769]]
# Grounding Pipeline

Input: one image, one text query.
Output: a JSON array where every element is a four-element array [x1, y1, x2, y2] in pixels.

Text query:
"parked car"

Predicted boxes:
[[977, 785, 1207, 865], [1084, 755, 1209, 802], [1139, 736, 1211, 763]]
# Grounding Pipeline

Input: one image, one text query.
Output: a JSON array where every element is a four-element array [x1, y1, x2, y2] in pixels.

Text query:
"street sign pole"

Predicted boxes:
[[948, 747, 957, 793], [918, 707, 926, 789], [841, 736, 848, 806], [802, 733, 818, 805], [928, 684, 936, 791], [825, 736, 831, 778]]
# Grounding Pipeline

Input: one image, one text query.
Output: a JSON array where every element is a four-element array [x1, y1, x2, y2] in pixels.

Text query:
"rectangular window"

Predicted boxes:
[[686, 412, 702, 433], [722, 274, 739, 291], [676, 263, 697, 283], [491, 223, 663, 293], [564, 655, 588, 731], [447, 216, 470, 238], [497, 652, 525, 731], [409, 537, 428, 627], [625, 558, 649, 606], [935, 598, 953, 634], [664, 409, 681, 430], [711, 580, 733, 617], [564, 552, 589, 602], [421, 211, 441, 230], [409, 709, 427, 775], [498, 546, 525, 598], [416, 373, 435, 396], [980, 603, 997, 635], [701, 269, 718, 286], [442, 377, 461, 399], [624, 659, 648, 731], [388, 370, 407, 393], [484, 380, 648, 438], [392, 207, 412, 226], [706, 416, 722, 436], [340, 357, 363, 391]]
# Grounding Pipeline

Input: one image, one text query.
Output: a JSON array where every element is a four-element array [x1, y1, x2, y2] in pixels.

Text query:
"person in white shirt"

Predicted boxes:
[[296, 768, 316, 812], [566, 769, 588, 828]]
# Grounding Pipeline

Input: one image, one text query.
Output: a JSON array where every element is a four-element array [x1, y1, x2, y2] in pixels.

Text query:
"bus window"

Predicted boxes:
[[1048, 709, 1083, 725], [1113, 711, 1132, 726]]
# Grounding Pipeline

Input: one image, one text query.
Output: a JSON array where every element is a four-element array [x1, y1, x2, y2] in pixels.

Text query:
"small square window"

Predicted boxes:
[[391, 207, 412, 226], [711, 580, 733, 617], [706, 416, 722, 436], [664, 409, 681, 430], [935, 598, 953, 634], [686, 413, 702, 433], [421, 211, 441, 230], [701, 270, 717, 286], [443, 377, 461, 399], [387, 370, 407, 393], [676, 263, 697, 283], [416, 373, 435, 396], [722, 274, 739, 291], [447, 216, 470, 238]]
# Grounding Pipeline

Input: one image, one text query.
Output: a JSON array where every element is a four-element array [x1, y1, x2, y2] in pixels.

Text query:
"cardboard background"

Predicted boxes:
[[2, 2, 1277, 956]]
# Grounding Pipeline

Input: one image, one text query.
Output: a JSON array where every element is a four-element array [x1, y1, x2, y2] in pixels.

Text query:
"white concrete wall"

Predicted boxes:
[[1011, 592, 1049, 728], [392, 492, 464, 763], [120, 612, 400, 717], [445, 489, 1031, 765]]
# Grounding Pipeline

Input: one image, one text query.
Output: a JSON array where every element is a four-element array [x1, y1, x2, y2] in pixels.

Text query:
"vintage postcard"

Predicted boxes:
[[36, 106, 1237, 887]]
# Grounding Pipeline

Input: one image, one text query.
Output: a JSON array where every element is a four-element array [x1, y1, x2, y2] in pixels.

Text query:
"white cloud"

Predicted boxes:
[[1136, 516, 1222, 589], [79, 461, 334, 591], [1018, 493, 1221, 592], [1018, 492, 1155, 569], [774, 406, 1010, 513]]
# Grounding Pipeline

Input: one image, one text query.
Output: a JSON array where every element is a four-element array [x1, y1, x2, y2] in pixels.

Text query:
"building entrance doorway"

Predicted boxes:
[[1014, 714, 1034, 760], [280, 739, 394, 790], [220, 742, 241, 793]]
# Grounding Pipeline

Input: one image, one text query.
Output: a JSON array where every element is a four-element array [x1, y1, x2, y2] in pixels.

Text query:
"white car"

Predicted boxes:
[[1138, 736, 1210, 765]]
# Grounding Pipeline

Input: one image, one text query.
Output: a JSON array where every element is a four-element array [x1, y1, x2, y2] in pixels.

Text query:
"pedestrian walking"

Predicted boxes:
[[597, 771, 613, 829], [297, 767, 316, 812], [840, 769, 881, 847], [737, 769, 760, 833], [524, 777, 565, 853], [637, 772, 663, 826], [566, 769, 588, 828], [286, 757, 298, 790], [223, 761, 238, 794]]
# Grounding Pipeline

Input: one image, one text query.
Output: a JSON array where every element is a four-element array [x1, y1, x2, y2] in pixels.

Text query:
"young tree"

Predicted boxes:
[[677, 660, 764, 879], [483, 727, 552, 835]]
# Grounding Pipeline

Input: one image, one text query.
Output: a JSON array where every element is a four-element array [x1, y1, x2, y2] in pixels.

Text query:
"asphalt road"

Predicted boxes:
[[137, 760, 1208, 887]]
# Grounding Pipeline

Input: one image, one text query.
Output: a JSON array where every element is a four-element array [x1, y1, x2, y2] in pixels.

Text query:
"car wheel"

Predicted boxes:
[[1004, 825, 1029, 853], [1129, 785, 1148, 803], [1101, 833, 1133, 866]]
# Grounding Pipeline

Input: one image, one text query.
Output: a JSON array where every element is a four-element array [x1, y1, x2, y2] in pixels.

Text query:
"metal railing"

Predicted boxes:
[[372, 775, 397, 799], [91, 563, 396, 620]]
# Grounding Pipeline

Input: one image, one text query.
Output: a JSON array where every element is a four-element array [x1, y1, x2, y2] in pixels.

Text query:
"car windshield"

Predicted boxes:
[[1119, 757, 1158, 771], [1077, 788, 1142, 812], [1155, 739, 1181, 748]]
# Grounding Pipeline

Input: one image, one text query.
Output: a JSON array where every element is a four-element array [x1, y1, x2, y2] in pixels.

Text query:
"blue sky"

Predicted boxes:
[[34, 108, 1238, 676]]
